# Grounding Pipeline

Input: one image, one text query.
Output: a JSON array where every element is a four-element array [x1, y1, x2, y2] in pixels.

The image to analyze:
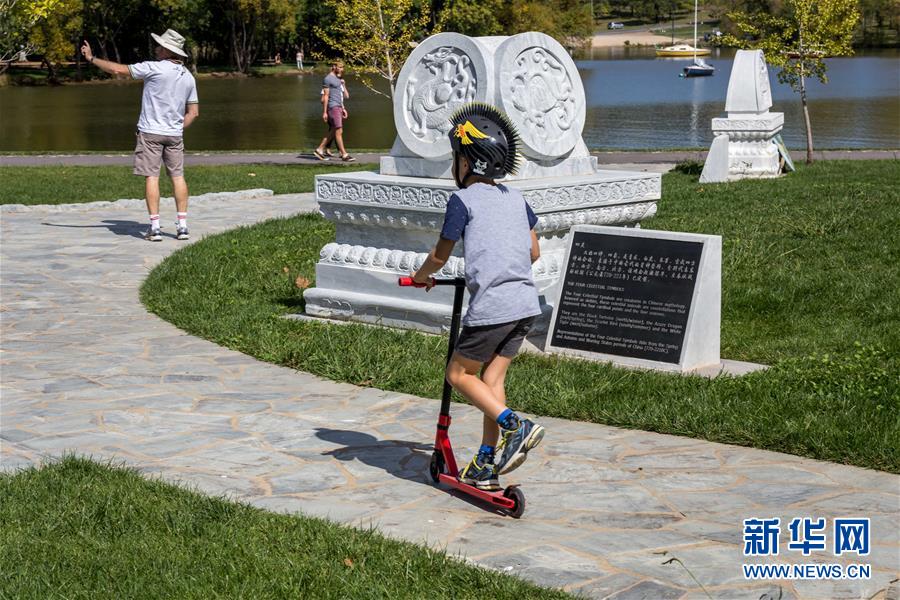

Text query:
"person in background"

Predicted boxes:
[[313, 60, 354, 162], [81, 29, 199, 242], [296, 49, 304, 70]]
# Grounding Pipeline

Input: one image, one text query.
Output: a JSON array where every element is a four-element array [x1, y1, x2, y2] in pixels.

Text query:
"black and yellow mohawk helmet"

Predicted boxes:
[[448, 102, 521, 180]]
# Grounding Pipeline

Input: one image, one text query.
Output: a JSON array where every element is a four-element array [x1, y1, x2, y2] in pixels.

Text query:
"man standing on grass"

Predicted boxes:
[[81, 29, 199, 242]]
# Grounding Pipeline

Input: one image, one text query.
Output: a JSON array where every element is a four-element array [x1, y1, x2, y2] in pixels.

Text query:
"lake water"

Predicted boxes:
[[1, 48, 897, 151]]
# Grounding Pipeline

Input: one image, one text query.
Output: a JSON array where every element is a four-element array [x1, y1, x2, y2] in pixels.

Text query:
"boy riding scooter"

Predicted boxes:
[[411, 102, 546, 491]]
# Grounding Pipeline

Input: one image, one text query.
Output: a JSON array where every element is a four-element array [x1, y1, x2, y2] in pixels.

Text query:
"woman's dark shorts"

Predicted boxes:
[[454, 316, 536, 363]]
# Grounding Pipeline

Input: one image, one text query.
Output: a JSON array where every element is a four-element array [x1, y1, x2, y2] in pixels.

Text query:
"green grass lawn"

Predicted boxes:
[[141, 160, 900, 472], [0, 163, 376, 205], [0, 457, 571, 600]]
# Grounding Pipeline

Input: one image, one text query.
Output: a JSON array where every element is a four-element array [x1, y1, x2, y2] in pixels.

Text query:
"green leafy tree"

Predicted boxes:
[[723, 0, 860, 164], [225, 0, 299, 73], [317, 0, 432, 98], [150, 0, 219, 67], [0, 0, 60, 72], [553, 0, 595, 49], [28, 0, 82, 82], [858, 0, 899, 45], [505, 0, 594, 49], [437, 0, 504, 36], [82, 0, 141, 63]]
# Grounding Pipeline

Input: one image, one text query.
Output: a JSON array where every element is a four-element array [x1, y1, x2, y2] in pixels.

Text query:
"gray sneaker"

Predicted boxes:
[[143, 228, 162, 242], [176, 226, 189, 240], [495, 419, 545, 475]]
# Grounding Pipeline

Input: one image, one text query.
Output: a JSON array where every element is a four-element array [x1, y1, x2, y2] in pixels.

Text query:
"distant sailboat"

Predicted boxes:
[[657, 0, 712, 60], [681, 0, 715, 76], [683, 57, 715, 76]]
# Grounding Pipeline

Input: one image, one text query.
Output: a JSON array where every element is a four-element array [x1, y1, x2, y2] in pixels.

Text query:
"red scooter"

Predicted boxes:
[[399, 276, 525, 518]]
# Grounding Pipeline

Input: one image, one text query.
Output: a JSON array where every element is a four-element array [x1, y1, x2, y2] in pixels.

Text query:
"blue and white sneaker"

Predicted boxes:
[[176, 226, 189, 240], [495, 419, 545, 475], [458, 454, 500, 491], [143, 228, 162, 242]]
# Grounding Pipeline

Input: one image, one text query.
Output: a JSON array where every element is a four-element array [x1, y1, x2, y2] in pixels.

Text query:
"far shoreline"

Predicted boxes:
[[592, 31, 673, 48]]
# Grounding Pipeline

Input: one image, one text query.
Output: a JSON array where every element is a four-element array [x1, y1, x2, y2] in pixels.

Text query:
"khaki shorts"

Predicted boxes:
[[133, 131, 184, 177]]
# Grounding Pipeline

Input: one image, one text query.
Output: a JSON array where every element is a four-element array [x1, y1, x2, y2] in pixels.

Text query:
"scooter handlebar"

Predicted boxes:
[[398, 276, 431, 288], [398, 276, 465, 287]]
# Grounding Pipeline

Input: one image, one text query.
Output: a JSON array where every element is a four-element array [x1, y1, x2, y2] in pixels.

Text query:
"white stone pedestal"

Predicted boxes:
[[700, 50, 789, 183], [304, 170, 661, 333], [302, 31, 662, 332]]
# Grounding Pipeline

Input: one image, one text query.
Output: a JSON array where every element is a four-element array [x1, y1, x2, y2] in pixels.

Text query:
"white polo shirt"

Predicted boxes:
[[128, 60, 198, 137]]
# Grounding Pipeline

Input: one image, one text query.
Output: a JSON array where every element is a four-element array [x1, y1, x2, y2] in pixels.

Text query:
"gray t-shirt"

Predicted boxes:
[[322, 72, 343, 109], [440, 182, 541, 327]]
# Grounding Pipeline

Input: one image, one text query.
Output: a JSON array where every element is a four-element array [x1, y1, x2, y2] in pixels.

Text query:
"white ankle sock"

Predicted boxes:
[[149, 214, 160, 231], [177, 212, 187, 229]]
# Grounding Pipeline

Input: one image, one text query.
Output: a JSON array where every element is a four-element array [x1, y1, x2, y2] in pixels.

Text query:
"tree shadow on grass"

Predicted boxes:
[[315, 428, 511, 516], [41, 219, 151, 240]]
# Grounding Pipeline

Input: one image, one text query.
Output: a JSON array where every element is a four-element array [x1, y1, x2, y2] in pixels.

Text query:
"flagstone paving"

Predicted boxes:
[[1, 190, 898, 599]]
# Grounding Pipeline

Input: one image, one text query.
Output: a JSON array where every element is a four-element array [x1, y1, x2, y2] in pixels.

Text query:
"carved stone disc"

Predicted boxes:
[[495, 32, 585, 160], [394, 32, 493, 160]]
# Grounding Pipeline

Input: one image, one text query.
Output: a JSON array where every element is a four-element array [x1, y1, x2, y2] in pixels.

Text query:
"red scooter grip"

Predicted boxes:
[[398, 276, 432, 288]]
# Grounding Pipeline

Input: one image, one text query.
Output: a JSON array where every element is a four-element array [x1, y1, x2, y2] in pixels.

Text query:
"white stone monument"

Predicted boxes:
[[700, 50, 787, 183], [303, 32, 662, 333]]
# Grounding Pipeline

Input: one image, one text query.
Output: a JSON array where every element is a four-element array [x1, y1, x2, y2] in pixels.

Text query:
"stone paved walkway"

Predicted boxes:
[[1, 191, 898, 599]]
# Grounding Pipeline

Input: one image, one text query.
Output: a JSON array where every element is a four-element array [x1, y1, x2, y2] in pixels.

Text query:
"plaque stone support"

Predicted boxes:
[[303, 31, 662, 333], [700, 50, 789, 183]]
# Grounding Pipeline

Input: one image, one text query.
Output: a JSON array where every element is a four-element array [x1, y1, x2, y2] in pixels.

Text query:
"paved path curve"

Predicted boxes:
[[1, 191, 898, 599]]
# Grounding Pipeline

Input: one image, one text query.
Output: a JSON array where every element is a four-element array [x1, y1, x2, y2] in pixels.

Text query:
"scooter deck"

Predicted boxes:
[[437, 473, 517, 509]]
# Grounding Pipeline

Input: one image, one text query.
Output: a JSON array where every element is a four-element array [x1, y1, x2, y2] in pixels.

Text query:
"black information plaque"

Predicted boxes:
[[550, 231, 704, 364]]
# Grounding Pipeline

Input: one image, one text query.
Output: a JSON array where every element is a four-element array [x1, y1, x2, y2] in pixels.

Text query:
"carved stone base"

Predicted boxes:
[[700, 113, 784, 183], [304, 262, 555, 334], [301, 169, 661, 332]]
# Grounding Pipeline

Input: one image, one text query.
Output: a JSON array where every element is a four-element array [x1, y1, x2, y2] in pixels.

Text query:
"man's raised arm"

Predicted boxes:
[[81, 41, 130, 77]]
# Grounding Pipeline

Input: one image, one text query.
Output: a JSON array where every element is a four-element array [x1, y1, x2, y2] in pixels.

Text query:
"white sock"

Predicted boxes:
[[149, 214, 160, 231], [177, 212, 187, 229]]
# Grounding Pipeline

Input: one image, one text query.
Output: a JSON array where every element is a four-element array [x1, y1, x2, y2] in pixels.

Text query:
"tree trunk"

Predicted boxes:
[[376, 0, 395, 99], [43, 57, 58, 85], [231, 18, 243, 72], [75, 46, 83, 81], [800, 64, 813, 164], [797, 21, 813, 164]]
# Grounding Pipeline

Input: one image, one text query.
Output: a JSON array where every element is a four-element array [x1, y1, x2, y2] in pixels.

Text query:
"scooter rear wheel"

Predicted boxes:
[[429, 452, 445, 483], [503, 486, 525, 518]]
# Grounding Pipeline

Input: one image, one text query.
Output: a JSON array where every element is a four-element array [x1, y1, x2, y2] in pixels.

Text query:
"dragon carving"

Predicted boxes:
[[407, 47, 476, 140]]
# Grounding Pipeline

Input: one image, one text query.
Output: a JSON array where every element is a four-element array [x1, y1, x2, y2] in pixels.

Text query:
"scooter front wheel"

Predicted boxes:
[[503, 486, 525, 518], [429, 452, 445, 483]]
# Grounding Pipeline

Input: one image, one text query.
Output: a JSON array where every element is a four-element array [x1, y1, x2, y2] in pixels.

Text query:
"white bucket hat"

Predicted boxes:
[[150, 29, 188, 57]]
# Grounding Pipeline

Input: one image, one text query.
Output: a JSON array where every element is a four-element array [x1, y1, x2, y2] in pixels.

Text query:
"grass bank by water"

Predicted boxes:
[[0, 457, 571, 599], [141, 160, 900, 472], [0, 163, 375, 205]]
